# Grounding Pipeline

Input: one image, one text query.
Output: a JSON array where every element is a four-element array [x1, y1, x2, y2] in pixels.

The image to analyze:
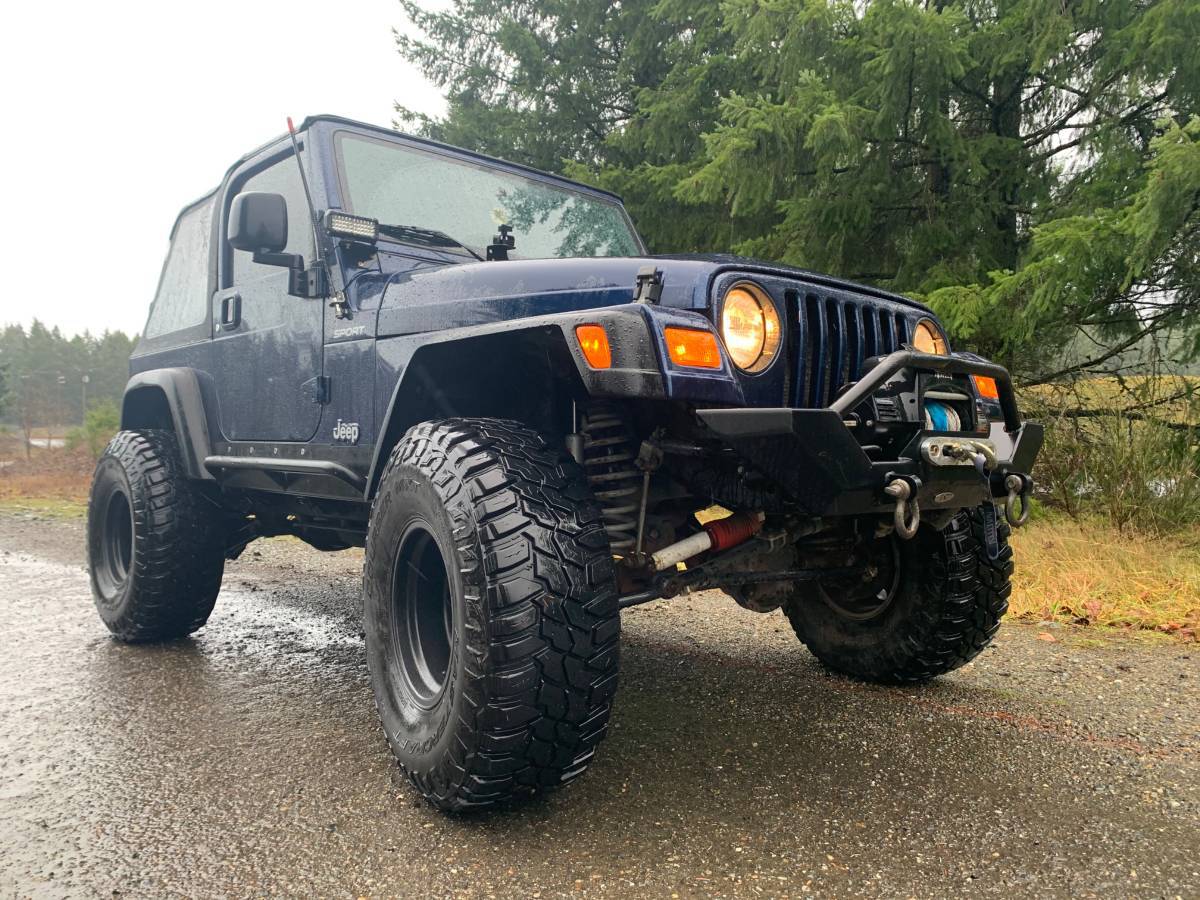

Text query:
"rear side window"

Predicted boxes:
[[230, 153, 313, 285], [145, 200, 213, 338]]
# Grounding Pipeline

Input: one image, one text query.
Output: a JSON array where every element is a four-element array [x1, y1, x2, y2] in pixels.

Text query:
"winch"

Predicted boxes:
[[923, 399, 962, 432]]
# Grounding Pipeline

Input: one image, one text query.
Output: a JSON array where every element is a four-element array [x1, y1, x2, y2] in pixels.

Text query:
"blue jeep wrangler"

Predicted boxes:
[[87, 115, 1040, 810]]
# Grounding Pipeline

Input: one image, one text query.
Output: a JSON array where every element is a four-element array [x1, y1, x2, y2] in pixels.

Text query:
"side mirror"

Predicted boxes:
[[229, 191, 288, 253]]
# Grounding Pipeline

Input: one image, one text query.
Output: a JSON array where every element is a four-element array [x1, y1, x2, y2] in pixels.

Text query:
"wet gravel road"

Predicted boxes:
[[1, 512, 1197, 898]]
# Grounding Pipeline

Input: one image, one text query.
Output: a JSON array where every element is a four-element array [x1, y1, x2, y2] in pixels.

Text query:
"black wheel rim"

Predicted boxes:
[[389, 523, 453, 708], [97, 488, 133, 596], [818, 536, 902, 621]]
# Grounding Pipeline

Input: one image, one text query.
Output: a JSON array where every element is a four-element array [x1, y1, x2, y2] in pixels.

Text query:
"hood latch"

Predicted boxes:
[[634, 266, 663, 304]]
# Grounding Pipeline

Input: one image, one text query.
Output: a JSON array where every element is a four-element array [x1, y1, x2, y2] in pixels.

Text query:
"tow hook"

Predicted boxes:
[[1003, 473, 1033, 528], [884, 475, 922, 540]]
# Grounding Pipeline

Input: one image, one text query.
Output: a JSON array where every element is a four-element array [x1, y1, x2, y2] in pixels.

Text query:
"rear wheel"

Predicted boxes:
[[363, 418, 620, 811], [87, 429, 226, 642], [784, 506, 1012, 683]]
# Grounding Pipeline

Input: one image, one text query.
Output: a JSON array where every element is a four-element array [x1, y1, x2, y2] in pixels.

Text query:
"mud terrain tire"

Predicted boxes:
[[364, 418, 620, 811], [87, 429, 226, 642], [785, 507, 1011, 683]]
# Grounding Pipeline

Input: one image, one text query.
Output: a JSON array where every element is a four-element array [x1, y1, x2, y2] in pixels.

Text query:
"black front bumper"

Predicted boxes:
[[696, 351, 1042, 517]]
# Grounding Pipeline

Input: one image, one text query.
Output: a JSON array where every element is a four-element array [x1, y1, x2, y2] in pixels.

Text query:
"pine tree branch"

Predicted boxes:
[[1041, 407, 1194, 432], [1024, 87, 1170, 149], [951, 77, 995, 109], [1025, 319, 1174, 386], [1033, 135, 1088, 162], [1020, 72, 1126, 147]]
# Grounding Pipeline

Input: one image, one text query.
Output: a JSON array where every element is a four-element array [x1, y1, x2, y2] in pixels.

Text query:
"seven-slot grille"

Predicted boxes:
[[787, 288, 914, 409]]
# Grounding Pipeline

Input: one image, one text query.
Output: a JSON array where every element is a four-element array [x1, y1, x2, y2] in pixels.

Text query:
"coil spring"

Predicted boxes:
[[580, 405, 641, 552]]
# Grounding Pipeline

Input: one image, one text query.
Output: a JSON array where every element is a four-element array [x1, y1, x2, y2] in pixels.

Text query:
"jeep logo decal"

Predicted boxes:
[[332, 419, 360, 444]]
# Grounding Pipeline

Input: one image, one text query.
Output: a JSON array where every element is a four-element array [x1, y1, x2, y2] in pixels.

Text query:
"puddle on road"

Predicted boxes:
[[0, 551, 380, 895], [0, 551, 88, 593], [0, 552, 364, 655], [208, 588, 364, 653]]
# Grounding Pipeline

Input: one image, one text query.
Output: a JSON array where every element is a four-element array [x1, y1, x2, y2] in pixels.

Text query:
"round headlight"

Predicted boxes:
[[720, 283, 781, 372], [912, 318, 949, 355]]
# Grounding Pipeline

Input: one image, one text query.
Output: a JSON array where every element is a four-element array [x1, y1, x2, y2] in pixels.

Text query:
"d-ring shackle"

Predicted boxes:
[[884, 477, 922, 540], [1003, 474, 1032, 528]]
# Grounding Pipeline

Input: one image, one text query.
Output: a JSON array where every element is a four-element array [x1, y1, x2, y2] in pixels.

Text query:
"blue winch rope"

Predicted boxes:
[[925, 400, 959, 432]]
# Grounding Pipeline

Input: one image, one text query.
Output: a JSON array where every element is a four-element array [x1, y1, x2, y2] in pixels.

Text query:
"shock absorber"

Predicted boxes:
[[580, 404, 641, 553], [649, 510, 765, 571]]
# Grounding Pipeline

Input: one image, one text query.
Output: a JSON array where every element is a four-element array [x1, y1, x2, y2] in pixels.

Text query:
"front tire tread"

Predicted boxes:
[[366, 418, 619, 811]]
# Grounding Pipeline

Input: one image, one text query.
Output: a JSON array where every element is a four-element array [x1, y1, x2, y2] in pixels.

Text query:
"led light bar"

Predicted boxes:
[[324, 210, 378, 243]]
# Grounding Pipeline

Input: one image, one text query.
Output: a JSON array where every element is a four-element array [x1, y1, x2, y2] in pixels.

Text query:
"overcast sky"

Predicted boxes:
[[0, 0, 446, 337]]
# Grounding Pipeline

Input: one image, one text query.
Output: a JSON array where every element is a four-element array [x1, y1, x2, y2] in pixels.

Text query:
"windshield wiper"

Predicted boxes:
[[376, 223, 484, 261]]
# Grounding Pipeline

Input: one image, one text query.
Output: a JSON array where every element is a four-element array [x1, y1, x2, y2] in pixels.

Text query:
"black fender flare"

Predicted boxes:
[[121, 368, 214, 480], [363, 308, 667, 500]]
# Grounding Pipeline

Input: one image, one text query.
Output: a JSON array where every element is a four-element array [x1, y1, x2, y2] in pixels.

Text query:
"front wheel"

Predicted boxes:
[[784, 506, 1012, 683], [363, 418, 620, 811]]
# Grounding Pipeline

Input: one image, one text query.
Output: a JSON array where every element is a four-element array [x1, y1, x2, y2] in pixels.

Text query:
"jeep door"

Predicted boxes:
[[210, 145, 323, 442]]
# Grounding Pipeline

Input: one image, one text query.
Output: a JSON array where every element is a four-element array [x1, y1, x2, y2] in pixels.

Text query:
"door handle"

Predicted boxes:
[[219, 294, 242, 330]]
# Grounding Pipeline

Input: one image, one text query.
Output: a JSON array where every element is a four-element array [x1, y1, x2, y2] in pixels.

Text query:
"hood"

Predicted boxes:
[[372, 254, 931, 338]]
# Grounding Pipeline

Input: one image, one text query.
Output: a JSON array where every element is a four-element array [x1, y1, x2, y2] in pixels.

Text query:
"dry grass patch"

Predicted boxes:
[[0, 433, 93, 516], [1009, 517, 1199, 640], [0, 472, 90, 517], [0, 471, 91, 503]]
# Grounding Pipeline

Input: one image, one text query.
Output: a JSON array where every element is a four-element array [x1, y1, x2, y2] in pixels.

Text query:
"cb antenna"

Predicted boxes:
[[288, 116, 349, 316]]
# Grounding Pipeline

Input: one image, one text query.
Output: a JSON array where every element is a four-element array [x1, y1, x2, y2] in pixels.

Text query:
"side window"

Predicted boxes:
[[144, 199, 213, 338], [230, 153, 313, 286]]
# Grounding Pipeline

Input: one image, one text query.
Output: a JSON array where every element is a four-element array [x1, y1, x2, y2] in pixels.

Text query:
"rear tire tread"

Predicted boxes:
[[88, 429, 224, 642]]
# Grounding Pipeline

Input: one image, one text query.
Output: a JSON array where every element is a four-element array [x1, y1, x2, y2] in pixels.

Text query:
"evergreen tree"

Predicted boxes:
[[0, 321, 136, 427], [396, 0, 1200, 375]]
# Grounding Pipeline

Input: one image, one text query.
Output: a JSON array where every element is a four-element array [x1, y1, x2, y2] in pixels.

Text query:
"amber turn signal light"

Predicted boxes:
[[663, 327, 722, 369], [575, 324, 612, 369], [972, 375, 1000, 400]]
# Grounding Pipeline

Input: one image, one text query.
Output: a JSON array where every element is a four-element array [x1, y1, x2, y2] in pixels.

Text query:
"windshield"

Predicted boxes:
[[336, 133, 641, 259]]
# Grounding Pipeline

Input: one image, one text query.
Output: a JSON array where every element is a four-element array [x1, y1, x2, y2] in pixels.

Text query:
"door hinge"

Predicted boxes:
[[288, 261, 328, 299], [314, 375, 331, 404]]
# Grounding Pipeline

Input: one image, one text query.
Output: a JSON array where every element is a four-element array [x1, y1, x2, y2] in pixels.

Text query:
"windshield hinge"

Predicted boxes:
[[634, 266, 663, 304], [328, 289, 350, 319]]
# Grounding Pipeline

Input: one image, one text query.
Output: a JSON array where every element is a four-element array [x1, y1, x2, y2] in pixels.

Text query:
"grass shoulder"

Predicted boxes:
[[1009, 514, 1198, 641], [0, 496, 88, 519]]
